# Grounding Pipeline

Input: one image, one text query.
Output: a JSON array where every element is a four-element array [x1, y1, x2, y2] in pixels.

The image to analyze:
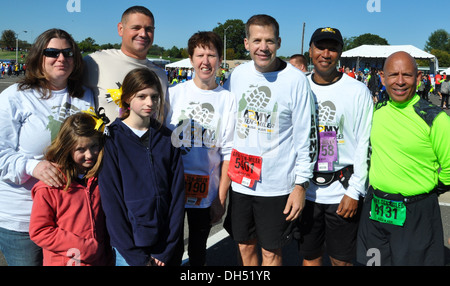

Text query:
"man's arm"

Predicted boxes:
[[431, 112, 450, 186]]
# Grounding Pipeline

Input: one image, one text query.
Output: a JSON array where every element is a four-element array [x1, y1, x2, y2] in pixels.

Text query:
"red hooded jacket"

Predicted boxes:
[[29, 177, 114, 266]]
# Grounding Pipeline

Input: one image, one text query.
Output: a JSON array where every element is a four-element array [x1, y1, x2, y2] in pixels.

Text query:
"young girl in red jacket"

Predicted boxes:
[[29, 112, 114, 266]]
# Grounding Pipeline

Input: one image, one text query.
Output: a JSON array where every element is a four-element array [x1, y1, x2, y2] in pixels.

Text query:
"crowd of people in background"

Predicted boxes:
[[0, 62, 26, 78], [165, 66, 231, 86], [4, 47, 448, 110], [340, 66, 386, 103], [166, 60, 449, 111], [340, 65, 448, 109], [166, 67, 193, 85], [166, 63, 449, 110]]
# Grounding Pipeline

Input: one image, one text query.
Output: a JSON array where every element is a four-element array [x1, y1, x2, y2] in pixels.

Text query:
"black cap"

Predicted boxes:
[[309, 27, 343, 46]]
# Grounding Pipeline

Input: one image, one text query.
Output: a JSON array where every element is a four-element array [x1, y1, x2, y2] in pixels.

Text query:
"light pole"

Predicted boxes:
[[218, 23, 233, 69], [15, 30, 28, 64], [223, 26, 232, 69]]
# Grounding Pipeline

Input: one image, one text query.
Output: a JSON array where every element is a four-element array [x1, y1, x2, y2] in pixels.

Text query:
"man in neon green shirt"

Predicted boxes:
[[357, 51, 450, 266]]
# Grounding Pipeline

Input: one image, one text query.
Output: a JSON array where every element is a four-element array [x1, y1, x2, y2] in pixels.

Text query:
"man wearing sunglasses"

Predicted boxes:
[[83, 5, 168, 121]]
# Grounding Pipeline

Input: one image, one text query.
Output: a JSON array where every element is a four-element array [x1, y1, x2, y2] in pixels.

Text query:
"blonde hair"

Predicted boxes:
[[45, 113, 104, 191]]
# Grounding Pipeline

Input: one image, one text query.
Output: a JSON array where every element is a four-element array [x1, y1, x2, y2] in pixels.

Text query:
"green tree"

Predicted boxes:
[[213, 20, 248, 60], [424, 29, 450, 53], [165, 46, 182, 59], [431, 49, 450, 67], [424, 30, 450, 68], [147, 44, 165, 57], [1, 30, 16, 48], [180, 48, 189, 58], [78, 37, 99, 52], [100, 43, 120, 50], [344, 33, 389, 51]]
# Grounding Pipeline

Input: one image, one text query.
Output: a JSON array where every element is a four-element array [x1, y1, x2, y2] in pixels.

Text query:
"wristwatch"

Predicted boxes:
[[296, 181, 309, 189]]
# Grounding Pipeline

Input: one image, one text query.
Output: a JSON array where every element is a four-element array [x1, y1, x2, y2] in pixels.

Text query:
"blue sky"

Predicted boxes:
[[4, 0, 450, 57]]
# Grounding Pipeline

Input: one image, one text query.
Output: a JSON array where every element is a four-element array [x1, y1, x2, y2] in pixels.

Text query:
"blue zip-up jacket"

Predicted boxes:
[[99, 118, 185, 266]]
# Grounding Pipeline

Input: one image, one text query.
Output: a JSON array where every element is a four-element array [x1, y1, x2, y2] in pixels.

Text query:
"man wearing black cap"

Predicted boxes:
[[296, 27, 374, 266]]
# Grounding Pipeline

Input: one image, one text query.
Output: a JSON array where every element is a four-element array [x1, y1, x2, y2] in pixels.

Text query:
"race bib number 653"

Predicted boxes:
[[227, 149, 262, 188]]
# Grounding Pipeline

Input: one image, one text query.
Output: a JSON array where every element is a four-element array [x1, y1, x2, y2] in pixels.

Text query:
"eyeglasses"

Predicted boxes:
[[43, 48, 74, 58]]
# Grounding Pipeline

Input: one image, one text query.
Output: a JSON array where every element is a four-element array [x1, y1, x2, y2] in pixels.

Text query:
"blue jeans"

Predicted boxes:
[[0, 227, 42, 266]]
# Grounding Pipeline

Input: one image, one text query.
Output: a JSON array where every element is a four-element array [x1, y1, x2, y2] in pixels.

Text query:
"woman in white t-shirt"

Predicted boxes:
[[166, 31, 236, 266], [0, 28, 96, 266]]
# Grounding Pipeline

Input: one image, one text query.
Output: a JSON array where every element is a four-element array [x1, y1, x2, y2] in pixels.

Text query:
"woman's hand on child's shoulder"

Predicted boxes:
[[33, 160, 65, 188]]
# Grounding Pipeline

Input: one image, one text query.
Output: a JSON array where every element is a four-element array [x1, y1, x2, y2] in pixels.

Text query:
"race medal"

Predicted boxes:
[[184, 174, 209, 205], [228, 149, 262, 188], [370, 194, 406, 226], [315, 131, 338, 172]]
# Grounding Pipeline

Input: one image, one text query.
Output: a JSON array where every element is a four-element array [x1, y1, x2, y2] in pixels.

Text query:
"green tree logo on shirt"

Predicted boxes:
[[46, 103, 83, 140]]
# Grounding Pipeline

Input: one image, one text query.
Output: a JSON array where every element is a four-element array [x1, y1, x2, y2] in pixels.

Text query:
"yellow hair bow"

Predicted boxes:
[[107, 87, 123, 108], [83, 107, 110, 132]]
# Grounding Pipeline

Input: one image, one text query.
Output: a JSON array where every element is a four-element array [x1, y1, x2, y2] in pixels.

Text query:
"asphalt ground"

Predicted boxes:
[[0, 74, 449, 267]]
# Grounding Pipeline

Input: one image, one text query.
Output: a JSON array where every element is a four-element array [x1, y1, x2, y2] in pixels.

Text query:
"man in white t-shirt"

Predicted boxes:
[[297, 27, 373, 266], [83, 6, 168, 121], [223, 14, 317, 266], [166, 31, 235, 266]]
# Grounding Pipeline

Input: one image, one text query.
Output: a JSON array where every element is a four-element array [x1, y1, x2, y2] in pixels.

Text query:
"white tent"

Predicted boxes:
[[340, 45, 438, 73], [165, 58, 192, 68]]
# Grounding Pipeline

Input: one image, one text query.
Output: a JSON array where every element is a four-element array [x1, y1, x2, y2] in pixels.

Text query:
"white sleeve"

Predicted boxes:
[[219, 92, 236, 161], [293, 79, 318, 184], [345, 88, 373, 200], [0, 87, 34, 185]]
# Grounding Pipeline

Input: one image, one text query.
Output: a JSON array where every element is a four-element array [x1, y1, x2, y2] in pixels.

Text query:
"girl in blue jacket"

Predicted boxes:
[[99, 68, 185, 266]]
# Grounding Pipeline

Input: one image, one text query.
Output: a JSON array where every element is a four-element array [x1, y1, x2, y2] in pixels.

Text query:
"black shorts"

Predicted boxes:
[[356, 187, 445, 266], [224, 190, 296, 250], [297, 199, 362, 262]]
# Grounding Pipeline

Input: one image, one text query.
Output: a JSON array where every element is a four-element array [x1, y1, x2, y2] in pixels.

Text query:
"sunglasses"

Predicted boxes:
[[43, 48, 74, 58]]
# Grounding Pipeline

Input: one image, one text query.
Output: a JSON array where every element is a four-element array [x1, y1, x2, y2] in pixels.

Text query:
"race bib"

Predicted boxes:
[[184, 174, 209, 205], [370, 194, 406, 226], [315, 131, 338, 172], [228, 149, 262, 188]]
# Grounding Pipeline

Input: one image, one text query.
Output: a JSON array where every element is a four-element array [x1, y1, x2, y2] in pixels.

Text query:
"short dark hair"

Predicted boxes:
[[245, 14, 279, 39], [121, 6, 154, 24], [188, 31, 223, 59], [290, 54, 307, 66]]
